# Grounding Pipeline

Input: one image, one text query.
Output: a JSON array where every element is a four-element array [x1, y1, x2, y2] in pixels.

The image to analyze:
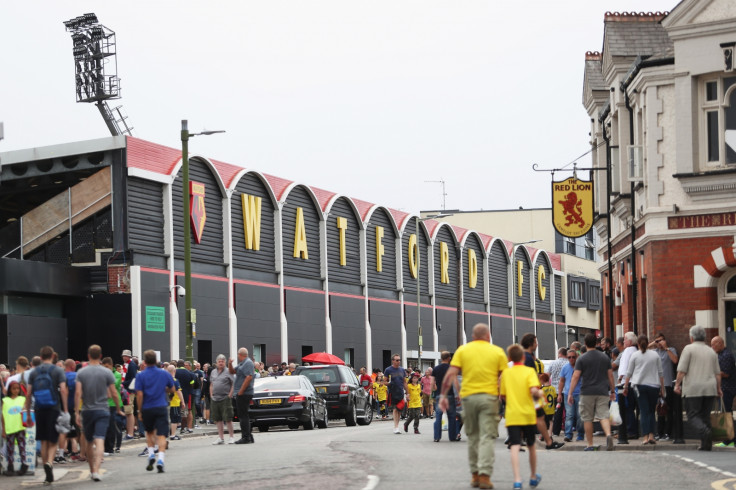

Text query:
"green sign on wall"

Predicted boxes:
[[145, 306, 166, 332]]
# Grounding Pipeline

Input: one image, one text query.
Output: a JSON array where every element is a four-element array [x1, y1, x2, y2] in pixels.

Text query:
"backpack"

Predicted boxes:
[[32, 364, 59, 409]]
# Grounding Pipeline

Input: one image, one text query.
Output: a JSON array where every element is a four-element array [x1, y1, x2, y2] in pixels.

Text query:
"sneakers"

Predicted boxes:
[[530, 474, 542, 488], [17, 463, 29, 476], [606, 435, 615, 451], [513, 483, 522, 490], [414, 428, 420, 434], [228, 437, 236, 444], [157, 460, 165, 473], [403, 422, 409, 433], [44, 462, 54, 484], [90, 472, 102, 482], [212, 438, 225, 445], [545, 441, 564, 450], [138, 448, 150, 457], [103, 452, 113, 457], [563, 436, 572, 442], [146, 456, 155, 471], [393, 427, 401, 434], [715, 442, 735, 448], [194, 424, 200, 429], [170, 435, 181, 441], [123, 434, 135, 441], [583, 446, 598, 451], [53, 455, 67, 464]]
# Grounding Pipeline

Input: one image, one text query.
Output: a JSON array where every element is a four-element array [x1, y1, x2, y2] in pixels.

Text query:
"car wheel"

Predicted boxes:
[[257, 425, 269, 432], [317, 407, 328, 429], [304, 408, 315, 430], [357, 400, 373, 426], [345, 401, 357, 427]]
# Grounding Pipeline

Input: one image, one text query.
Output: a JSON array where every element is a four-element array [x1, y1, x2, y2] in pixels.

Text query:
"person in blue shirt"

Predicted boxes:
[[556, 349, 583, 442], [135, 351, 174, 474]]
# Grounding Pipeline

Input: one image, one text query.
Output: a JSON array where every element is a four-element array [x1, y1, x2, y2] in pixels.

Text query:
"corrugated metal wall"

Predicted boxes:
[[127, 178, 165, 255], [366, 208, 397, 296], [282, 186, 321, 282], [514, 247, 532, 311], [172, 158, 225, 268], [555, 274, 563, 316], [402, 217, 429, 298], [326, 198, 361, 287], [231, 173, 276, 278], [489, 241, 509, 307], [463, 233, 485, 306], [433, 225, 458, 301], [535, 254, 552, 313]]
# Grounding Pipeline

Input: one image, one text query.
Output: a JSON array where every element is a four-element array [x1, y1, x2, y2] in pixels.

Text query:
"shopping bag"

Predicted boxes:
[[710, 398, 735, 442], [609, 400, 622, 426]]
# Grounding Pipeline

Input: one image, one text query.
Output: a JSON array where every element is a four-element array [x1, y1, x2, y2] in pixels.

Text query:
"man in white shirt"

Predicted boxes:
[[615, 332, 638, 443]]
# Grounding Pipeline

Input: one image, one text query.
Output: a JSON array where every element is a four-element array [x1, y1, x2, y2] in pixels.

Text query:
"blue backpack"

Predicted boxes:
[[33, 365, 59, 409]]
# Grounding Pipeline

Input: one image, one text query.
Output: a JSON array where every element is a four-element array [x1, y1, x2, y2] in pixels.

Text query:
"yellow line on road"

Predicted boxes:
[[712, 478, 736, 489]]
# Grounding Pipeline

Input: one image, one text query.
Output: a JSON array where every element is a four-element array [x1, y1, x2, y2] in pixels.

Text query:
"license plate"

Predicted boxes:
[[316, 387, 327, 393], [259, 398, 281, 405]]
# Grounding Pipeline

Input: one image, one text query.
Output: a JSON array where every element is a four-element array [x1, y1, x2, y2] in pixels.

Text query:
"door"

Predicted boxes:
[[725, 301, 736, 354], [197, 340, 212, 365]]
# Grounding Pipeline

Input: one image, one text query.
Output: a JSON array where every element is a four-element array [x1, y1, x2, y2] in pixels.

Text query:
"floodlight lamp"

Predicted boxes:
[[84, 13, 98, 25]]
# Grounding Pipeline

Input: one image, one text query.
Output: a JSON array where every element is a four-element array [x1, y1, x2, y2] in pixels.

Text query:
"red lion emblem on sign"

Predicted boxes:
[[559, 191, 585, 228]]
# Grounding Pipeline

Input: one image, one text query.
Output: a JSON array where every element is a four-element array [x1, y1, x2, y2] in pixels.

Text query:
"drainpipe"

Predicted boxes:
[[599, 111, 615, 340], [622, 87, 639, 336]]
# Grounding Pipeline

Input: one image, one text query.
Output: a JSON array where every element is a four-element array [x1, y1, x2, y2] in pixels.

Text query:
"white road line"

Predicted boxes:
[[722, 472, 736, 477], [363, 475, 380, 490], [709, 467, 724, 473]]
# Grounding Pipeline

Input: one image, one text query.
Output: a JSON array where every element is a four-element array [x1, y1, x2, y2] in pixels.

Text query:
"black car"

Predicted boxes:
[[294, 364, 373, 426], [249, 375, 328, 431]]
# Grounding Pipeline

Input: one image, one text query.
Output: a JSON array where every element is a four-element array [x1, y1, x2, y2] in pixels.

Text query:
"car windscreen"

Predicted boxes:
[[254, 376, 302, 391], [301, 368, 337, 384]]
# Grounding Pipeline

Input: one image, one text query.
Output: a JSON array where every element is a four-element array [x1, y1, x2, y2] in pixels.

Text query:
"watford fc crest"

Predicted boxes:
[[552, 177, 593, 238], [190, 181, 206, 244]]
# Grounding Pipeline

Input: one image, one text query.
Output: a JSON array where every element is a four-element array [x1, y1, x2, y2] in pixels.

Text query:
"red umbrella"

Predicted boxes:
[[301, 352, 345, 365]]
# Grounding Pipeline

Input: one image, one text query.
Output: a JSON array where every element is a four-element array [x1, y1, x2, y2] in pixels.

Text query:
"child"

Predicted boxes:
[[403, 372, 422, 434], [501, 344, 543, 490], [2, 381, 29, 476], [539, 373, 556, 435], [374, 374, 388, 419]]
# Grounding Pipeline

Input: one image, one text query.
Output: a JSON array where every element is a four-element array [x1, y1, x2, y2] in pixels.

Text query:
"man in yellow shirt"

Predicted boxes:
[[438, 323, 507, 490]]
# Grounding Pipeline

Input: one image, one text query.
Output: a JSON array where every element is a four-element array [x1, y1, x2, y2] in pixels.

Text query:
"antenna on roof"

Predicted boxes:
[[63, 13, 133, 136], [425, 178, 447, 210]]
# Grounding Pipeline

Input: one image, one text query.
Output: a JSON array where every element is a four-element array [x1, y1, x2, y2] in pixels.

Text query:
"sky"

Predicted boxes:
[[0, 0, 676, 215]]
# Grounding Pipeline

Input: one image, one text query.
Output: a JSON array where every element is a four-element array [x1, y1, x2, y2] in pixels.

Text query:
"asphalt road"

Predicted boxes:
[[8, 418, 736, 489]]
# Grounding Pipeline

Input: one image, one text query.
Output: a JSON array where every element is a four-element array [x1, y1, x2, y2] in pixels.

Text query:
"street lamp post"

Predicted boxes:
[[415, 213, 452, 370], [510, 239, 540, 345], [181, 120, 225, 364]]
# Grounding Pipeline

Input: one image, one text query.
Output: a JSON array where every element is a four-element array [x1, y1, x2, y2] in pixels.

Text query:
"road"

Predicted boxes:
[[9, 418, 736, 489]]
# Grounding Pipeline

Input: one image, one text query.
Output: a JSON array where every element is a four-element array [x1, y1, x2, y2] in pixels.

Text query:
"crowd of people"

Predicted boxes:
[[0, 322, 731, 487]]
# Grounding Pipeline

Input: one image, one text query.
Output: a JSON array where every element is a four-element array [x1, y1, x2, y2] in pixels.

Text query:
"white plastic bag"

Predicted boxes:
[[610, 400, 622, 426]]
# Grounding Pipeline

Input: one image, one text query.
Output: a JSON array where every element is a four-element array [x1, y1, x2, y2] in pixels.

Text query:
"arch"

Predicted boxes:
[[281, 184, 323, 282], [488, 238, 510, 308], [533, 250, 553, 313], [325, 196, 362, 287], [402, 216, 431, 298], [366, 206, 399, 294], [463, 231, 486, 306], [324, 194, 365, 230], [230, 169, 279, 206], [364, 205, 400, 236], [433, 222, 460, 301], [171, 155, 228, 196]]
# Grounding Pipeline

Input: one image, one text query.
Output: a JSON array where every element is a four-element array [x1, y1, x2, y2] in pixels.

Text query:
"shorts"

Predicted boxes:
[[35, 407, 61, 443], [211, 398, 234, 422], [169, 406, 181, 424], [182, 392, 192, 410], [580, 394, 610, 422], [123, 404, 134, 415], [82, 409, 110, 442], [535, 407, 545, 418], [506, 425, 537, 447], [141, 406, 170, 436], [204, 396, 211, 410], [421, 393, 432, 406]]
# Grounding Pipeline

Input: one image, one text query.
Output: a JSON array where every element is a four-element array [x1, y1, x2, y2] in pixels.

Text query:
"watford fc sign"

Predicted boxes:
[[552, 177, 593, 238]]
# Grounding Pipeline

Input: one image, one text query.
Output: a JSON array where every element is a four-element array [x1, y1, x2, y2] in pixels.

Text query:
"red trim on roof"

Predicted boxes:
[[263, 173, 293, 201], [424, 219, 440, 237], [311, 186, 337, 211], [452, 225, 470, 243], [352, 198, 375, 221], [126, 136, 181, 175], [389, 208, 409, 230], [478, 233, 494, 250], [211, 158, 245, 189], [548, 253, 561, 271]]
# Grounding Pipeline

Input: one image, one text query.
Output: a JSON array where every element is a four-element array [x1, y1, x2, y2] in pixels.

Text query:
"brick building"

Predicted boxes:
[[582, 0, 736, 351]]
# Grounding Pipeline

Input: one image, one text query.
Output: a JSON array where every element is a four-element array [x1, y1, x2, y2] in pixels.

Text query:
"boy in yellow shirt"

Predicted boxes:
[[403, 372, 423, 434], [374, 374, 388, 419], [500, 344, 543, 490], [539, 373, 556, 435]]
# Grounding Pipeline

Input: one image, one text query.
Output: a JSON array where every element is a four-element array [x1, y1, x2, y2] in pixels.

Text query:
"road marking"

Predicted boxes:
[[363, 475, 380, 490], [711, 477, 736, 489]]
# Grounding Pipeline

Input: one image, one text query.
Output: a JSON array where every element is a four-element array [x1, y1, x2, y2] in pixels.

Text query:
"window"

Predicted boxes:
[[587, 281, 601, 311], [564, 237, 576, 255], [252, 344, 266, 363], [568, 276, 586, 308], [701, 76, 736, 166]]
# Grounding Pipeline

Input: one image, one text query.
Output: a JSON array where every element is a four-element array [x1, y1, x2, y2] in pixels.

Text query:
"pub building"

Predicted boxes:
[[583, 1, 736, 351], [0, 136, 565, 369]]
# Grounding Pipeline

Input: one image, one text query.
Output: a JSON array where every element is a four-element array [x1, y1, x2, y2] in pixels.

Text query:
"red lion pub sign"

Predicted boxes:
[[552, 177, 593, 238]]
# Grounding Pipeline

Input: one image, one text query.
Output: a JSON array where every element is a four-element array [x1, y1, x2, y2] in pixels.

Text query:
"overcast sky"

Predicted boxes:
[[0, 1, 675, 214]]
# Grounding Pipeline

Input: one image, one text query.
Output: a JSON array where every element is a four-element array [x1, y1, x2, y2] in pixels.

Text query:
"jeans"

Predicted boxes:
[[626, 388, 639, 437], [104, 407, 122, 453], [657, 386, 674, 437], [235, 394, 253, 441], [617, 390, 629, 442], [635, 385, 659, 436], [193, 389, 203, 419], [434, 396, 458, 441], [461, 394, 499, 477], [564, 393, 583, 439]]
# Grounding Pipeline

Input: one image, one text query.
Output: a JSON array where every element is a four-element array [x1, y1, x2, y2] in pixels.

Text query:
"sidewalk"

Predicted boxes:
[[537, 433, 735, 452]]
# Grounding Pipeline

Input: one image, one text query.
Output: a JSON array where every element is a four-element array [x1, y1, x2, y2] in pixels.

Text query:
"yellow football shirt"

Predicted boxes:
[[450, 340, 507, 398], [374, 383, 387, 402], [541, 385, 557, 416], [406, 383, 422, 409], [500, 364, 540, 426]]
